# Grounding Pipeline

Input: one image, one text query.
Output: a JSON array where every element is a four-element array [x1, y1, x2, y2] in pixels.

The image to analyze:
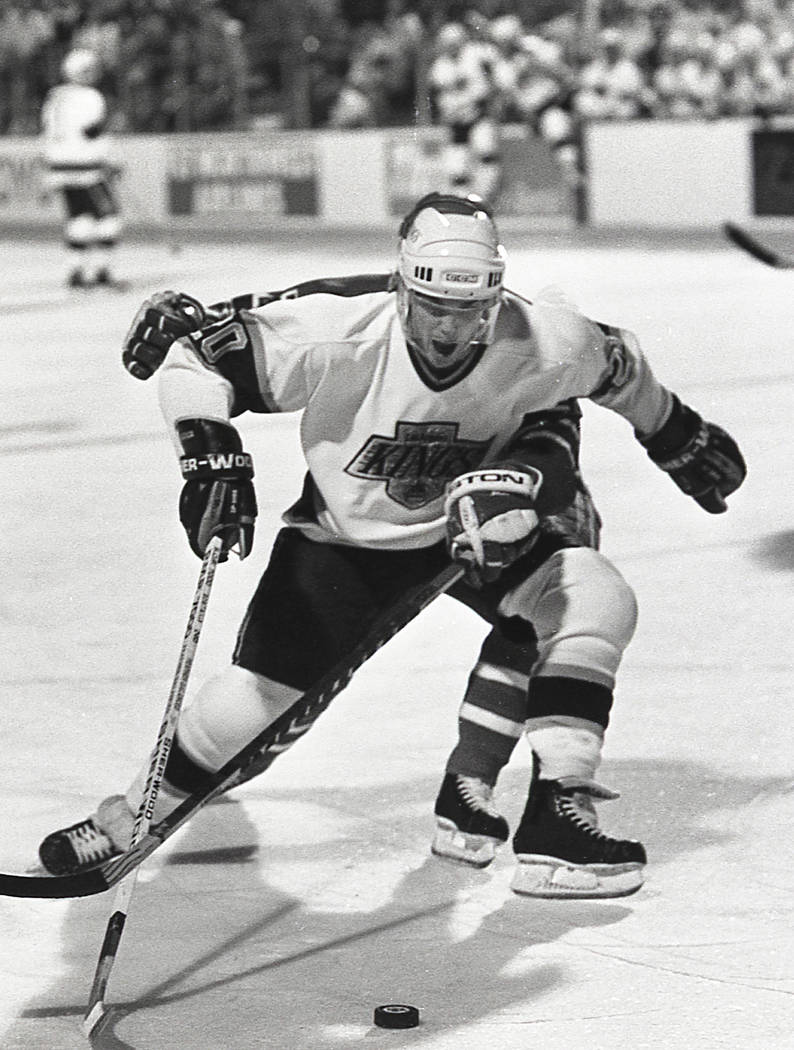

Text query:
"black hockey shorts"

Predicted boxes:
[[63, 179, 119, 220], [232, 487, 600, 692]]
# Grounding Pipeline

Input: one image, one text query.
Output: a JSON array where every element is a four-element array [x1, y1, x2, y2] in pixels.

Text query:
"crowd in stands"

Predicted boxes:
[[1, 0, 794, 137]]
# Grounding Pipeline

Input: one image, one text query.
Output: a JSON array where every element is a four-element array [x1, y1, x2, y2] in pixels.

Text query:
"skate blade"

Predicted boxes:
[[431, 823, 502, 869], [511, 854, 645, 899]]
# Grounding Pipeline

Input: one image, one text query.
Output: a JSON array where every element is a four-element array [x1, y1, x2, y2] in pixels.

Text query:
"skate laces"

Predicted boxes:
[[457, 775, 501, 817], [556, 789, 612, 842], [64, 820, 114, 865]]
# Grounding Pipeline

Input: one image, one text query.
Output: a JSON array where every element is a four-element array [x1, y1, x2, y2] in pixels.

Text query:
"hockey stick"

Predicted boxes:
[[0, 561, 465, 900], [81, 535, 224, 1037], [723, 221, 794, 269]]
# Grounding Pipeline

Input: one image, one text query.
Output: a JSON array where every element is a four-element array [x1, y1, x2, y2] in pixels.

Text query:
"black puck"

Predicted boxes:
[[373, 1004, 419, 1029]]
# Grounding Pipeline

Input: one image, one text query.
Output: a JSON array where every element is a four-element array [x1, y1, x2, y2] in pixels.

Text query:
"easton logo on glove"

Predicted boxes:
[[444, 467, 543, 584], [445, 468, 542, 502]]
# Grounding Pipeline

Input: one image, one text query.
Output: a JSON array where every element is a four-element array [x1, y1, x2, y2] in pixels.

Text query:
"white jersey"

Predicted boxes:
[[158, 277, 673, 551], [40, 83, 110, 188]]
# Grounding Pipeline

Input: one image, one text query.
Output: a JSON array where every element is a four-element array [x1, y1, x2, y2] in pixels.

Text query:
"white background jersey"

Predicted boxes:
[[159, 285, 673, 551], [40, 83, 110, 188]]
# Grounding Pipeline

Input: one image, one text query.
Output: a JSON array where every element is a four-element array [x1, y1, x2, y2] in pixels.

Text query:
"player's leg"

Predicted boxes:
[[88, 177, 123, 286], [61, 186, 94, 288], [432, 626, 535, 867], [432, 486, 600, 869], [38, 531, 446, 874], [498, 543, 646, 897]]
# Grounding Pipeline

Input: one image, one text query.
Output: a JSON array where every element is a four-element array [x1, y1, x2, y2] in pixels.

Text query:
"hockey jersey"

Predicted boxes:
[[40, 82, 111, 188], [158, 275, 673, 551]]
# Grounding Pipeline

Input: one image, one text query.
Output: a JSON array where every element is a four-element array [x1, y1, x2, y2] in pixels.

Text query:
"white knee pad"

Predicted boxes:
[[177, 665, 302, 772], [65, 213, 94, 246], [498, 547, 638, 688], [96, 213, 122, 243], [125, 666, 302, 822]]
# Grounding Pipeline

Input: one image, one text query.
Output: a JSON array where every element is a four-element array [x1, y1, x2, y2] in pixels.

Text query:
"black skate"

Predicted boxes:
[[94, 267, 130, 291], [432, 772, 509, 868], [67, 267, 90, 289], [511, 771, 646, 898], [38, 795, 133, 876]]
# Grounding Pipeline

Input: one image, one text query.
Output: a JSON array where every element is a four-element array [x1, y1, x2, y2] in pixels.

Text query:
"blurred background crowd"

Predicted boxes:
[[2, 0, 793, 137]]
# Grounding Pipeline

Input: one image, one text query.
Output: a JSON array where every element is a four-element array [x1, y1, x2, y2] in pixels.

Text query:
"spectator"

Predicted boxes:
[[327, 68, 379, 128], [6, 0, 794, 137], [575, 27, 647, 120], [0, 1, 55, 134]]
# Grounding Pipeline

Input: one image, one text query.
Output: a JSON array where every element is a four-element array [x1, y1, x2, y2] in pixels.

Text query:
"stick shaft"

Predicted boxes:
[[83, 537, 224, 1033], [723, 222, 794, 268]]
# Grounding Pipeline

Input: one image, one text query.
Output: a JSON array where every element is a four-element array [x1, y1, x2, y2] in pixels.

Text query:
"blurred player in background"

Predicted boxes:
[[40, 48, 123, 290], [428, 22, 503, 201], [38, 193, 745, 899]]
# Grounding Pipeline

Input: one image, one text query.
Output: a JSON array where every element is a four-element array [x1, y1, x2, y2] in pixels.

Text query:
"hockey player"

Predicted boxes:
[[40, 48, 123, 289], [39, 193, 745, 898], [428, 23, 503, 201]]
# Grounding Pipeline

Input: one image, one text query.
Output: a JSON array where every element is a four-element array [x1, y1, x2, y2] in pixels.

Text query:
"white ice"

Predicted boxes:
[[0, 229, 791, 1049]]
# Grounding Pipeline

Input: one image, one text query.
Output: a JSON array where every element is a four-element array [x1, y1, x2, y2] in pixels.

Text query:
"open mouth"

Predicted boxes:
[[431, 340, 458, 356]]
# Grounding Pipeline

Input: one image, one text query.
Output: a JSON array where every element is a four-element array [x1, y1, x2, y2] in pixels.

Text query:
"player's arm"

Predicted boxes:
[[158, 339, 257, 562], [122, 292, 276, 380], [587, 320, 746, 513], [444, 401, 582, 585], [122, 275, 392, 381]]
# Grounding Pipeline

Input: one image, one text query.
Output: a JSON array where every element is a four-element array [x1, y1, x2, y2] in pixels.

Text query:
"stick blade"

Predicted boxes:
[[82, 1000, 107, 1038], [0, 866, 111, 898]]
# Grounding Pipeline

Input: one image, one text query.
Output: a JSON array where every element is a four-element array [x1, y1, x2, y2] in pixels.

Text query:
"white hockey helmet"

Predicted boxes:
[[396, 193, 506, 386], [62, 49, 101, 86], [398, 192, 506, 301]]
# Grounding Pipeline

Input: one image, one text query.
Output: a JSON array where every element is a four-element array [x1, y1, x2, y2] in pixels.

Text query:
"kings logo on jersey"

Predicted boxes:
[[345, 421, 491, 509]]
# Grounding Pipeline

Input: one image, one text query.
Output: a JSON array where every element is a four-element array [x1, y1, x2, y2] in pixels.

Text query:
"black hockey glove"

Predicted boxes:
[[639, 396, 746, 513], [122, 291, 207, 380], [444, 466, 542, 585], [177, 419, 257, 561]]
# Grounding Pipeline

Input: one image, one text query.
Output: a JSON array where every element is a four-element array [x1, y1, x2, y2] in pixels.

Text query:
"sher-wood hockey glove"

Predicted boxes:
[[444, 466, 543, 585], [638, 395, 746, 513], [122, 291, 207, 380], [177, 419, 257, 561]]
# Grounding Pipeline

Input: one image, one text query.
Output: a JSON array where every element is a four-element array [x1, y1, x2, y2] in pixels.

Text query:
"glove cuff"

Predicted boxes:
[[638, 395, 703, 463], [177, 419, 254, 480]]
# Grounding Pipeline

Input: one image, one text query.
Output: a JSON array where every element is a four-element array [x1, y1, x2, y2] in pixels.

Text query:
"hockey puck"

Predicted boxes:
[[373, 1004, 419, 1029]]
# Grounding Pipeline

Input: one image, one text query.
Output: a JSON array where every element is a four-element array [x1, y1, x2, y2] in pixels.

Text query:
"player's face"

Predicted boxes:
[[406, 290, 498, 372]]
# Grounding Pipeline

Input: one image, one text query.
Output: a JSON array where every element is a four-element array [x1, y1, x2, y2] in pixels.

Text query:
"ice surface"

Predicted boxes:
[[0, 230, 791, 1049]]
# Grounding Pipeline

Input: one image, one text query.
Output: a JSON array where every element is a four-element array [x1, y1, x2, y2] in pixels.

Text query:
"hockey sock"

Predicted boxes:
[[446, 659, 528, 784]]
